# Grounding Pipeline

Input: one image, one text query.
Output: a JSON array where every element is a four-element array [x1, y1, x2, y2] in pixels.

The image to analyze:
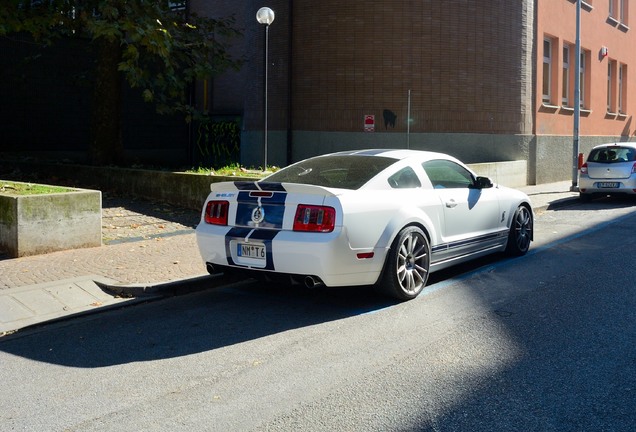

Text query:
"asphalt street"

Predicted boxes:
[[0, 199, 634, 431]]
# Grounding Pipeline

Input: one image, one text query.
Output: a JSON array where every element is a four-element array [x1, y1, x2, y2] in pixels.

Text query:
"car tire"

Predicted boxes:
[[505, 205, 532, 256], [579, 192, 592, 202], [380, 226, 430, 301]]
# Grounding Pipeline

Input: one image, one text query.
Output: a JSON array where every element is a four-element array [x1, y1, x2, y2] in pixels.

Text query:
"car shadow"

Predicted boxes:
[[0, 279, 403, 368], [0, 248, 514, 369], [547, 194, 636, 211]]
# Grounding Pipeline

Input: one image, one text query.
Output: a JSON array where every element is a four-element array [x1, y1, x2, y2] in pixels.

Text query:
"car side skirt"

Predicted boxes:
[[430, 230, 509, 272]]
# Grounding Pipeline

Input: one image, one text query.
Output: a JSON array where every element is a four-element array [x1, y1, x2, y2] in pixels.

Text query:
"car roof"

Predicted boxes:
[[591, 142, 636, 150], [326, 148, 458, 162]]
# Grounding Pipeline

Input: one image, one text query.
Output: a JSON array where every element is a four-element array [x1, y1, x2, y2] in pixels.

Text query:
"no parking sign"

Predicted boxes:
[[364, 115, 375, 132]]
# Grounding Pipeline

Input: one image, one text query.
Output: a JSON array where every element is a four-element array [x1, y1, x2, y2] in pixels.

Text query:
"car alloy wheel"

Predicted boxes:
[[506, 205, 532, 256], [381, 226, 430, 300]]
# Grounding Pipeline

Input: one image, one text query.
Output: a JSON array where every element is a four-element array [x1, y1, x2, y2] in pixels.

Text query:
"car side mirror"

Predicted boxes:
[[474, 176, 493, 189]]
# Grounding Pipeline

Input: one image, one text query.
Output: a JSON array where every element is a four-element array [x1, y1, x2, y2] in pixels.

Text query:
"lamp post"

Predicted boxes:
[[256, 7, 275, 171], [571, 0, 581, 191]]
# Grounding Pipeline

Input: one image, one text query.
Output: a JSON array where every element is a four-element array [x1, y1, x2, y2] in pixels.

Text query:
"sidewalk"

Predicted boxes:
[[0, 181, 580, 336]]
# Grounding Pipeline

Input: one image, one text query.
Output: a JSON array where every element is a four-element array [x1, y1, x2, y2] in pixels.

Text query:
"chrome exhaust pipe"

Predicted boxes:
[[304, 276, 324, 289], [206, 263, 218, 275]]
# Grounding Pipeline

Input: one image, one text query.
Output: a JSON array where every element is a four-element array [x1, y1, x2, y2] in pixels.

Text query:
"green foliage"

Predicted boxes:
[[196, 118, 241, 167], [0, 0, 242, 119]]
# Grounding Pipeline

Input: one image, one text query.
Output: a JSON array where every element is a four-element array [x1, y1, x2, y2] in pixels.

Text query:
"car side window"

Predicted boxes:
[[387, 167, 422, 189], [422, 159, 474, 189]]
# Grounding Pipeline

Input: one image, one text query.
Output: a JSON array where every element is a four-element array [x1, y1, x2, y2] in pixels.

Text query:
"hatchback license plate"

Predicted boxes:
[[237, 242, 266, 260], [598, 182, 619, 188]]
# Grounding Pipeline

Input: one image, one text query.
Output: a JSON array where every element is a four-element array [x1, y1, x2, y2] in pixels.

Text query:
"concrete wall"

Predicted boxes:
[[241, 130, 532, 172], [470, 160, 527, 189], [530, 135, 632, 184], [0, 188, 101, 258], [1, 162, 256, 211], [1, 159, 527, 214]]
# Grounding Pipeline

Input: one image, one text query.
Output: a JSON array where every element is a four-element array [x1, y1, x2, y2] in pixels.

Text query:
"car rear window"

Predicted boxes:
[[264, 155, 396, 189], [588, 147, 636, 163]]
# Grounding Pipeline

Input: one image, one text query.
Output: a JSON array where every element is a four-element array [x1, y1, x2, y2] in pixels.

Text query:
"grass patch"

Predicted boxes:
[[186, 163, 278, 177], [0, 181, 73, 195]]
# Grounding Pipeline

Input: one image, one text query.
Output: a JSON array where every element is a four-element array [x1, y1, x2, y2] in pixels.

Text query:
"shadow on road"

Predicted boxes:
[[0, 279, 403, 368]]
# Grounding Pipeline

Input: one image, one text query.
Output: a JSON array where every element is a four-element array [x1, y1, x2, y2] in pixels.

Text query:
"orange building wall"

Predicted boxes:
[[537, 0, 636, 138]]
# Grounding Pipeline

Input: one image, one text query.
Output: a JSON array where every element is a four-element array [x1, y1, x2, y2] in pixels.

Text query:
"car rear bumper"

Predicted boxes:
[[195, 223, 386, 287], [579, 175, 636, 194]]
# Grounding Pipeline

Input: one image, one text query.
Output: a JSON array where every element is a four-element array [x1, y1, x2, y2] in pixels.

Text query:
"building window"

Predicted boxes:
[[619, 64, 627, 113], [608, 60, 617, 112], [610, 0, 629, 25], [608, 62, 612, 111], [620, 0, 628, 24], [543, 38, 553, 104], [580, 50, 589, 109], [563, 44, 570, 106]]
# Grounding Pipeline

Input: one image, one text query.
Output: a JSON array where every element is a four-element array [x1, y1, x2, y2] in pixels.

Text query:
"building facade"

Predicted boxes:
[[536, 0, 636, 182], [199, 0, 636, 184]]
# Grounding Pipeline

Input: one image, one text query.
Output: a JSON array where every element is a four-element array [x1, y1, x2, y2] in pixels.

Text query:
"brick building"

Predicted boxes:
[[197, 0, 636, 184], [2, 1, 634, 183]]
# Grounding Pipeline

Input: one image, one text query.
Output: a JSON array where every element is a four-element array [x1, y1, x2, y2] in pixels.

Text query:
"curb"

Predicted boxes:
[[97, 272, 248, 299]]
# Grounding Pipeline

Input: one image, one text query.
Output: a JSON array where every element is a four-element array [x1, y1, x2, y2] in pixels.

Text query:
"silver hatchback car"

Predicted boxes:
[[579, 143, 636, 201]]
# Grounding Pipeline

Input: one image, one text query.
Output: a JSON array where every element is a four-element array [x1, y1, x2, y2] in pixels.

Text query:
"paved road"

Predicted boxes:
[[0, 200, 634, 431]]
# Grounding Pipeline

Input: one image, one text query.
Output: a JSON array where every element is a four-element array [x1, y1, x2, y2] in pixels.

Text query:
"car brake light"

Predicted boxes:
[[580, 162, 588, 175], [293, 205, 335, 232], [204, 200, 229, 225], [632, 162, 636, 174]]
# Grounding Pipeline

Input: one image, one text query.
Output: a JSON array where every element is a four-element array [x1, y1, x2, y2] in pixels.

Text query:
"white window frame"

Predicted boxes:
[[543, 38, 553, 103], [619, 64, 625, 113], [563, 44, 570, 105], [580, 51, 587, 109], [608, 61, 613, 111], [620, 0, 626, 22]]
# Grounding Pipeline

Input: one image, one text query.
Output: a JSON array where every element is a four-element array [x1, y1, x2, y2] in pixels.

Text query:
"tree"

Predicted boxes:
[[0, 1, 241, 165]]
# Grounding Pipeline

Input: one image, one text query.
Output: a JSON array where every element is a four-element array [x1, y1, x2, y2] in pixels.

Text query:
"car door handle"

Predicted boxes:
[[445, 199, 457, 208]]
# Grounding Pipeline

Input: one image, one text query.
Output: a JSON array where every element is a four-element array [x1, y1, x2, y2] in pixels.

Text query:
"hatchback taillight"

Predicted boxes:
[[293, 205, 335, 232], [580, 162, 588, 175], [632, 162, 636, 174], [204, 200, 229, 225]]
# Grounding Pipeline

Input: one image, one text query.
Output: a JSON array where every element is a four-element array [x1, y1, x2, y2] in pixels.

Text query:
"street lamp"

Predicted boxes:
[[256, 7, 275, 171], [571, 0, 581, 191]]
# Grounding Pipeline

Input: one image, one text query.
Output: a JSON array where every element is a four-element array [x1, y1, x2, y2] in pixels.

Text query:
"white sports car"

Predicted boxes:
[[196, 149, 533, 300]]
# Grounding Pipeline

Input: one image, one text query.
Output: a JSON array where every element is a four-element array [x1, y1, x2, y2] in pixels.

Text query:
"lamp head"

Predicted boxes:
[[256, 7, 275, 26]]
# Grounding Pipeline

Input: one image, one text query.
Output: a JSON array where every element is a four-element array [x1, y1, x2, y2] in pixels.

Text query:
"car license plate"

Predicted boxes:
[[237, 242, 266, 260], [598, 182, 619, 188]]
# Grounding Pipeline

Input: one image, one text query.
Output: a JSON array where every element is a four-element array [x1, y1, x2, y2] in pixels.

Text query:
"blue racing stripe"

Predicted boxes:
[[235, 189, 287, 229]]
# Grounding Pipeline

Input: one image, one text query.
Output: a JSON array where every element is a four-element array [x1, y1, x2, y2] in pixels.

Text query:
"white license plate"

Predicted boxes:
[[598, 182, 619, 188], [237, 242, 266, 260]]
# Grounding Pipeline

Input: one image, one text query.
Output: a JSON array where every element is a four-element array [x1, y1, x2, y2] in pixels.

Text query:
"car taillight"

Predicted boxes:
[[632, 162, 636, 174], [204, 200, 229, 225], [580, 162, 588, 175], [293, 205, 335, 232]]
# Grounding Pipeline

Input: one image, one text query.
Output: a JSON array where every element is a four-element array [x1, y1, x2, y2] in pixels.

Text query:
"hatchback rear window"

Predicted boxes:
[[588, 147, 636, 163], [264, 155, 395, 189]]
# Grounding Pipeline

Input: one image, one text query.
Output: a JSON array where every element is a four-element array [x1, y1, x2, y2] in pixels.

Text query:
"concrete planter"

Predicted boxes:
[[0, 184, 101, 258]]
